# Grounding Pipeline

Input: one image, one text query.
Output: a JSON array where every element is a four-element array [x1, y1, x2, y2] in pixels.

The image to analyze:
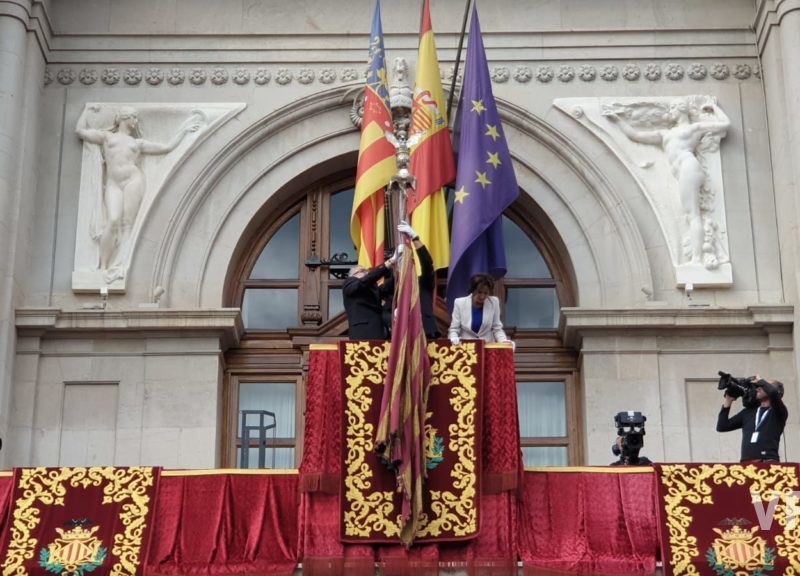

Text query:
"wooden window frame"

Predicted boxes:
[[222, 374, 304, 469], [515, 371, 582, 465]]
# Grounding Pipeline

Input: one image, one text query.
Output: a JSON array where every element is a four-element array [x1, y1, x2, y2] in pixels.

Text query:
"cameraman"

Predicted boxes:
[[716, 375, 788, 462]]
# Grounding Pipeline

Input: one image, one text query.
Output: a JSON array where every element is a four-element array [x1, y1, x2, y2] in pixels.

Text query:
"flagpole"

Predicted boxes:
[[446, 0, 472, 125]]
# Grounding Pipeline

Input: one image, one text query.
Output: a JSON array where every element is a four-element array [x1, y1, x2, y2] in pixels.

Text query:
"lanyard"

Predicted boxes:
[[755, 407, 770, 430]]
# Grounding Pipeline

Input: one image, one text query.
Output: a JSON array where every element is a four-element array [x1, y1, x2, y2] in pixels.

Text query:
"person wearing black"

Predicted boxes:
[[609, 436, 652, 466], [716, 376, 788, 462], [396, 220, 439, 339], [343, 257, 395, 340]]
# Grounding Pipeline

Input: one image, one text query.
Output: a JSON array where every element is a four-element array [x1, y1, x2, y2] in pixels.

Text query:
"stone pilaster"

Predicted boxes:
[[0, 2, 32, 465]]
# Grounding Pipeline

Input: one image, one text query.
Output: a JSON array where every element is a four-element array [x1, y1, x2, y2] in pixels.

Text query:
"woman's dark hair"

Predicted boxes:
[[469, 273, 495, 294]]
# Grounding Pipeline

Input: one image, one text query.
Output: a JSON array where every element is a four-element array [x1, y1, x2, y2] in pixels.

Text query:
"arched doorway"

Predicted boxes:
[[222, 172, 581, 468]]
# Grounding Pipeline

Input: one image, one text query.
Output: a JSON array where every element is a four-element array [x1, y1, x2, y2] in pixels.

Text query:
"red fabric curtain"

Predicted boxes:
[[517, 469, 659, 575], [299, 345, 342, 494], [146, 472, 299, 576], [0, 473, 12, 537], [482, 345, 524, 493]]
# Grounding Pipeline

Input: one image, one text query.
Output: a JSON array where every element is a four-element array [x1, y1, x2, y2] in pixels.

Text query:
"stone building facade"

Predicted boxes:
[[0, 0, 798, 469]]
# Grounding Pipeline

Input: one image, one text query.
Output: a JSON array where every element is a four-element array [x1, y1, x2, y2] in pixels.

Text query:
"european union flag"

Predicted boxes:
[[447, 3, 519, 311]]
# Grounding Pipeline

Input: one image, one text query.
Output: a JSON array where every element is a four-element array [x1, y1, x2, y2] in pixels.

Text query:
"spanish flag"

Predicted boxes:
[[408, 0, 456, 271], [351, 0, 396, 268]]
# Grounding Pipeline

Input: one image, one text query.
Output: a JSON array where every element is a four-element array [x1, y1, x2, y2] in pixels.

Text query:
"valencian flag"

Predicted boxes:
[[374, 240, 431, 547], [447, 3, 519, 310], [408, 0, 456, 271], [351, 0, 396, 268]]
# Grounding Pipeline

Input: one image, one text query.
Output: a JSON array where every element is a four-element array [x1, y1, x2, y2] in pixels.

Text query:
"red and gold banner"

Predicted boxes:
[[0, 467, 160, 576], [340, 340, 482, 543], [655, 463, 800, 576]]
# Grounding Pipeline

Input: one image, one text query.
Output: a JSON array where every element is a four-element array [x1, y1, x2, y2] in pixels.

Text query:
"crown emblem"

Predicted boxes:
[[707, 523, 775, 575], [39, 520, 107, 576]]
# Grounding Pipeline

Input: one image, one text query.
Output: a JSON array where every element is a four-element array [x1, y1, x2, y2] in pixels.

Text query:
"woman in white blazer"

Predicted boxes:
[[448, 274, 510, 345]]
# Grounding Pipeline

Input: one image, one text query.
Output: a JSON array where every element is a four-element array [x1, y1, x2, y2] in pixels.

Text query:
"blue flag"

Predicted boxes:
[[447, 3, 519, 311]]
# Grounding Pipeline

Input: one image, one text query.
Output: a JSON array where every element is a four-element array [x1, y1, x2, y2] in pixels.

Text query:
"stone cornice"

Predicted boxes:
[[755, 0, 800, 54], [15, 307, 244, 349], [0, 0, 54, 61], [561, 305, 794, 347]]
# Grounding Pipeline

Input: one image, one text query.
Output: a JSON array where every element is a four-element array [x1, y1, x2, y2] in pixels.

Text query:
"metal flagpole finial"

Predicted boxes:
[[385, 56, 421, 256]]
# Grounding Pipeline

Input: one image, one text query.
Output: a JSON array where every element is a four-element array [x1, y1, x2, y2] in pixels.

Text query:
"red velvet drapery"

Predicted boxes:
[[518, 468, 659, 575], [146, 471, 300, 576], [0, 469, 660, 574]]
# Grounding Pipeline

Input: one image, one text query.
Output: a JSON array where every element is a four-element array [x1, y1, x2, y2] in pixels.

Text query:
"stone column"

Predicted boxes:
[[0, 5, 31, 461], [773, 1, 800, 420]]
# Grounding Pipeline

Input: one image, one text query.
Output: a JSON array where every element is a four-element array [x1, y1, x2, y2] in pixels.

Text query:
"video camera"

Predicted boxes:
[[611, 411, 646, 465], [717, 371, 759, 408]]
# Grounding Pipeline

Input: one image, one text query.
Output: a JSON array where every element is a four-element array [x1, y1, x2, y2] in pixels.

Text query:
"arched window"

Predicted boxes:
[[224, 177, 580, 468]]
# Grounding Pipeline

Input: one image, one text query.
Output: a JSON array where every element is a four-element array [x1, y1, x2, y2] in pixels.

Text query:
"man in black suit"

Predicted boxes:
[[717, 376, 788, 462], [397, 221, 439, 339], [343, 257, 395, 340]]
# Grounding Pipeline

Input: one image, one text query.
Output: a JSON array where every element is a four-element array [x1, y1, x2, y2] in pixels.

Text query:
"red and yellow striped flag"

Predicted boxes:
[[374, 240, 431, 547], [407, 0, 456, 271], [351, 0, 396, 268]]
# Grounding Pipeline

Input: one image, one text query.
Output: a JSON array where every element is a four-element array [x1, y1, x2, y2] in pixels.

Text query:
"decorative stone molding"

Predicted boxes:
[[79, 68, 97, 85], [535, 66, 554, 83], [710, 63, 730, 80], [578, 65, 596, 81], [556, 95, 734, 288], [554, 65, 573, 82], [296, 67, 314, 84], [561, 305, 794, 348], [189, 68, 207, 85], [101, 68, 120, 85], [145, 68, 164, 85], [513, 66, 532, 83], [600, 65, 619, 81], [340, 67, 359, 82], [664, 63, 684, 80], [319, 67, 336, 84], [622, 64, 640, 81], [232, 68, 250, 85], [72, 102, 246, 293], [491, 65, 510, 83], [644, 63, 662, 81], [275, 68, 292, 85], [210, 68, 229, 85], [57, 68, 75, 85], [167, 68, 185, 85], [45, 62, 762, 88], [733, 63, 752, 79], [124, 68, 142, 85], [254, 68, 271, 85], [15, 308, 245, 349], [687, 63, 707, 80]]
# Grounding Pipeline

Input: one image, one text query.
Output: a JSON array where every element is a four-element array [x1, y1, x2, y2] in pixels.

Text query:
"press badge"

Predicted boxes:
[[751, 432, 760, 443]]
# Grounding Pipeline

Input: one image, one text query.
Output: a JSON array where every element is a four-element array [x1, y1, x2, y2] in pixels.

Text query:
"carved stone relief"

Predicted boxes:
[[555, 95, 733, 287], [72, 103, 246, 293]]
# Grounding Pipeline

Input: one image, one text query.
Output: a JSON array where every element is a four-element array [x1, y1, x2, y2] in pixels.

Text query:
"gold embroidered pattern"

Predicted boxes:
[[417, 341, 478, 538], [341, 340, 479, 540], [3, 467, 157, 576], [342, 341, 398, 537], [659, 464, 800, 576]]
